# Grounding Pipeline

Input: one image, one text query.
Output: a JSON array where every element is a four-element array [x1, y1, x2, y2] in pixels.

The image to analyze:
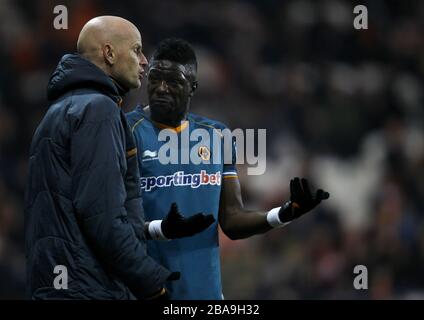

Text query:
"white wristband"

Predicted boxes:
[[148, 220, 168, 240], [266, 207, 291, 228]]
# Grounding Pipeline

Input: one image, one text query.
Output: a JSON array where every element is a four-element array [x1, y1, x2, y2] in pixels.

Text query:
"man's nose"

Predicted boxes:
[[139, 53, 148, 69], [157, 80, 169, 92]]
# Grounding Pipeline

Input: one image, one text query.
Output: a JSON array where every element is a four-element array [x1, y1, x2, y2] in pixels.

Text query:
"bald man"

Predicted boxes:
[[76, 16, 145, 91], [25, 16, 176, 300]]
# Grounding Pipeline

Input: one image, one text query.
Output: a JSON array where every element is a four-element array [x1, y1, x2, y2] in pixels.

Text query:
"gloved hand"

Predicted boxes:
[[279, 177, 329, 223], [161, 203, 215, 239]]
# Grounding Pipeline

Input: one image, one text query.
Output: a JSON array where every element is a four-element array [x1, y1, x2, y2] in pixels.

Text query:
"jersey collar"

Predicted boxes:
[[152, 120, 189, 133]]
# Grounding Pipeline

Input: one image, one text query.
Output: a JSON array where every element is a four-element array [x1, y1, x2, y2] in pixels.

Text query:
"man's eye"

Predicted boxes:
[[168, 80, 181, 86]]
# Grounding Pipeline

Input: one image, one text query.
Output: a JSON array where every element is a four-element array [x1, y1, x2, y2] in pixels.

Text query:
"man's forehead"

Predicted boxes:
[[149, 60, 192, 77], [121, 25, 141, 44]]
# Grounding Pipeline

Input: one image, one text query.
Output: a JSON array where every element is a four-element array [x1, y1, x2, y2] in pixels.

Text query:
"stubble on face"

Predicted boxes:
[[111, 27, 145, 90]]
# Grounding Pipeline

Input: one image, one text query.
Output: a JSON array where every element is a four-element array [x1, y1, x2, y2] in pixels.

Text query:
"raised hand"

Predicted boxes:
[[279, 177, 329, 223]]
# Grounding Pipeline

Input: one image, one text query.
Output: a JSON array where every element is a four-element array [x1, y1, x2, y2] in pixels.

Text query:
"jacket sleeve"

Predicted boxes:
[[70, 96, 171, 299], [120, 111, 147, 241]]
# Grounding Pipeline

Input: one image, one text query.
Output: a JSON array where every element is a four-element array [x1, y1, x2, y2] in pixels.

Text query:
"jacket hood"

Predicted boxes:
[[47, 54, 126, 101]]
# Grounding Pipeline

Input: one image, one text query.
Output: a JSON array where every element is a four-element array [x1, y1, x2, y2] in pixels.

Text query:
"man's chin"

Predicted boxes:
[[129, 79, 141, 89], [151, 101, 175, 111], [150, 105, 184, 124], [123, 77, 142, 90]]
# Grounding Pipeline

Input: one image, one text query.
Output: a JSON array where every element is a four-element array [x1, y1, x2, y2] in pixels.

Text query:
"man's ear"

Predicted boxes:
[[190, 80, 198, 97], [103, 43, 115, 66]]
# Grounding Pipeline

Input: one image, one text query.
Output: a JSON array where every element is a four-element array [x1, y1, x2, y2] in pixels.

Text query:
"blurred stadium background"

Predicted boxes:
[[1, 0, 424, 299]]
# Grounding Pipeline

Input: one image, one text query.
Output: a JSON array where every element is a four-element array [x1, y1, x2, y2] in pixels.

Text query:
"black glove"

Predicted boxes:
[[161, 203, 215, 239], [279, 177, 329, 223]]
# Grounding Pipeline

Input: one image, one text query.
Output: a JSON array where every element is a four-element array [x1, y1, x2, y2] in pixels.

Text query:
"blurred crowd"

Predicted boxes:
[[1, 0, 424, 299]]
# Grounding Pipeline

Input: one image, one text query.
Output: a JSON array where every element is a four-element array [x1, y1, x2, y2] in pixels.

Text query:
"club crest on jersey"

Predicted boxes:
[[198, 146, 210, 161]]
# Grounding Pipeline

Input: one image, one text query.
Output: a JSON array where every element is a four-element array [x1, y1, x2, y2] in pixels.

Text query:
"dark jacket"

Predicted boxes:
[[25, 54, 171, 299]]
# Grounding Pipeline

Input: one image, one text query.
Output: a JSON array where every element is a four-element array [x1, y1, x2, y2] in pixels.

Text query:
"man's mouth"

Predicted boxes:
[[153, 96, 172, 104]]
